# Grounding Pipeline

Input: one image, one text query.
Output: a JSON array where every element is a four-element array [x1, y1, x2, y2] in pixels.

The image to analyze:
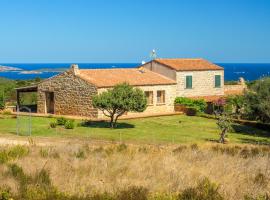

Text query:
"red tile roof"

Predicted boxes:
[[153, 58, 223, 71], [78, 68, 176, 88]]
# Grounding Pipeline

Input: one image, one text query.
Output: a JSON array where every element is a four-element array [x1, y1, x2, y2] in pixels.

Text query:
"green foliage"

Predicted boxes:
[[0, 93, 4, 110], [177, 178, 224, 200], [0, 77, 41, 106], [8, 145, 29, 159], [217, 114, 232, 143], [117, 186, 148, 200], [175, 97, 207, 113], [50, 122, 57, 128], [225, 95, 245, 119], [0, 185, 12, 200], [244, 194, 270, 200], [64, 120, 75, 129], [56, 117, 67, 126], [93, 83, 147, 128], [244, 77, 270, 123], [0, 145, 29, 164]]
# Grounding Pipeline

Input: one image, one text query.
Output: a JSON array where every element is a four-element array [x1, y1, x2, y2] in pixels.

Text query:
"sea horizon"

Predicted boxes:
[[1, 62, 270, 81]]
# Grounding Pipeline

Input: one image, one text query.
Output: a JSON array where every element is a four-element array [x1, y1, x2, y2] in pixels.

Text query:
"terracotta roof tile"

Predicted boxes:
[[78, 68, 176, 88], [153, 58, 223, 71]]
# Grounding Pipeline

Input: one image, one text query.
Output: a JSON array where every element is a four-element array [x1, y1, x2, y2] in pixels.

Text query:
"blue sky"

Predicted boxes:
[[0, 0, 269, 63]]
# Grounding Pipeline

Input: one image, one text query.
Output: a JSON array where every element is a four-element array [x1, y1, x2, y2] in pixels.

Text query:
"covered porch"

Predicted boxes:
[[15, 85, 38, 113]]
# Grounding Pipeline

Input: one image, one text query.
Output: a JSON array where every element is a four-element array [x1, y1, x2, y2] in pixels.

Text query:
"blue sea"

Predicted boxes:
[[0, 63, 270, 81]]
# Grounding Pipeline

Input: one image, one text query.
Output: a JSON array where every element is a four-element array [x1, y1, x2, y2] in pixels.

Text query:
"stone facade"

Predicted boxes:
[[176, 70, 224, 97], [97, 84, 177, 118], [37, 70, 98, 117], [143, 60, 224, 98]]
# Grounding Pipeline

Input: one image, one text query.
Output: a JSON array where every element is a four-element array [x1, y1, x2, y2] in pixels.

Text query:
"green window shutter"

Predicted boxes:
[[186, 76, 192, 89], [215, 75, 221, 88]]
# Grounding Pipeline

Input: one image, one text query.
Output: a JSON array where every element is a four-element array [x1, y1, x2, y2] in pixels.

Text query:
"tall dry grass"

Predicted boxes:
[[0, 141, 270, 199]]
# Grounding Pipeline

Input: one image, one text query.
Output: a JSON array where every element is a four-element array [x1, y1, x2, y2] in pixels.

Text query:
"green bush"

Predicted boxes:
[[0, 150, 9, 164], [50, 122, 57, 128], [0, 185, 12, 200], [8, 145, 29, 159], [175, 97, 207, 113], [177, 178, 224, 200], [64, 120, 75, 129], [0, 145, 29, 164], [56, 117, 67, 126]]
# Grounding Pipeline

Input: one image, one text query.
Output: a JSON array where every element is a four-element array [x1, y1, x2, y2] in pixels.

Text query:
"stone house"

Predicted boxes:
[[15, 58, 245, 118]]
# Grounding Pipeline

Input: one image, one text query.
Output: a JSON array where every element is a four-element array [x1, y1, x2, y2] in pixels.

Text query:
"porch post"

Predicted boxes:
[[16, 90, 20, 111]]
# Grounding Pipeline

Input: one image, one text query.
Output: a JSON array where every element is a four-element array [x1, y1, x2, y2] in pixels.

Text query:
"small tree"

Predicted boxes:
[[92, 83, 147, 128], [0, 91, 5, 110], [217, 114, 232, 144]]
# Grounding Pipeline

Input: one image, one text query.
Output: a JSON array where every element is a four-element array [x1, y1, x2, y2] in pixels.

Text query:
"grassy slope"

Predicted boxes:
[[0, 115, 269, 144]]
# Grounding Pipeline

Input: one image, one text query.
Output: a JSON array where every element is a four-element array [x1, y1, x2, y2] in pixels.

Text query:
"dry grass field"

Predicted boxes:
[[0, 139, 270, 199]]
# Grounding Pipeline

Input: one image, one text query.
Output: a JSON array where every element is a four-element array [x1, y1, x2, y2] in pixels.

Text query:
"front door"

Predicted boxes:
[[45, 92, 54, 114]]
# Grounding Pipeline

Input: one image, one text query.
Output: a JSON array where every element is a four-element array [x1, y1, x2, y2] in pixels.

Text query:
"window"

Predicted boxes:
[[144, 91, 153, 105], [215, 75, 221, 88], [157, 90, 165, 104], [186, 75, 193, 89]]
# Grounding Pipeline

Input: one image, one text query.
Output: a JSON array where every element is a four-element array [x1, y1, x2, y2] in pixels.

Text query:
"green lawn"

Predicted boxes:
[[0, 114, 269, 144]]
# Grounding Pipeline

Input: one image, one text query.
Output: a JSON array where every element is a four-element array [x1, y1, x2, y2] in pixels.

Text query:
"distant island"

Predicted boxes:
[[0, 65, 67, 74], [0, 65, 22, 71]]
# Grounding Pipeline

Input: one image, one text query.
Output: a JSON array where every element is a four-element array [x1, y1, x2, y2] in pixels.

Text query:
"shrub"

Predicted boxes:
[[177, 178, 224, 200], [175, 97, 207, 113], [0, 150, 9, 164], [254, 172, 268, 187], [49, 122, 57, 128], [0, 186, 12, 200], [8, 145, 29, 159], [190, 143, 199, 151], [75, 149, 86, 159], [64, 120, 75, 129], [0, 145, 29, 164], [117, 186, 149, 200], [173, 145, 187, 154], [56, 117, 67, 126], [117, 143, 128, 152]]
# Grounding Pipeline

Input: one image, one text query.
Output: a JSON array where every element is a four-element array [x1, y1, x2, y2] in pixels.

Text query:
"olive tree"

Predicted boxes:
[[92, 83, 147, 128], [217, 114, 232, 143]]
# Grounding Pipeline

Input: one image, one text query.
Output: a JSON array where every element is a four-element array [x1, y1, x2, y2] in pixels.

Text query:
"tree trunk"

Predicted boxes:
[[219, 129, 227, 143], [110, 116, 115, 128]]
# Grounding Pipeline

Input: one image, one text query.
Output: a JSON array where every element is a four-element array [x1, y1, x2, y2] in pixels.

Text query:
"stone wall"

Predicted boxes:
[[176, 70, 224, 97], [224, 84, 246, 95], [37, 70, 98, 117], [97, 84, 177, 119]]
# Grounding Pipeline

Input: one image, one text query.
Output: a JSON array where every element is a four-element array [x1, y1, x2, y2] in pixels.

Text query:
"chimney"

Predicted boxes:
[[71, 64, 79, 75]]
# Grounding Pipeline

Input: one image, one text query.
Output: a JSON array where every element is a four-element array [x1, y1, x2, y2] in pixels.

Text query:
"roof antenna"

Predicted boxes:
[[150, 49, 157, 60]]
